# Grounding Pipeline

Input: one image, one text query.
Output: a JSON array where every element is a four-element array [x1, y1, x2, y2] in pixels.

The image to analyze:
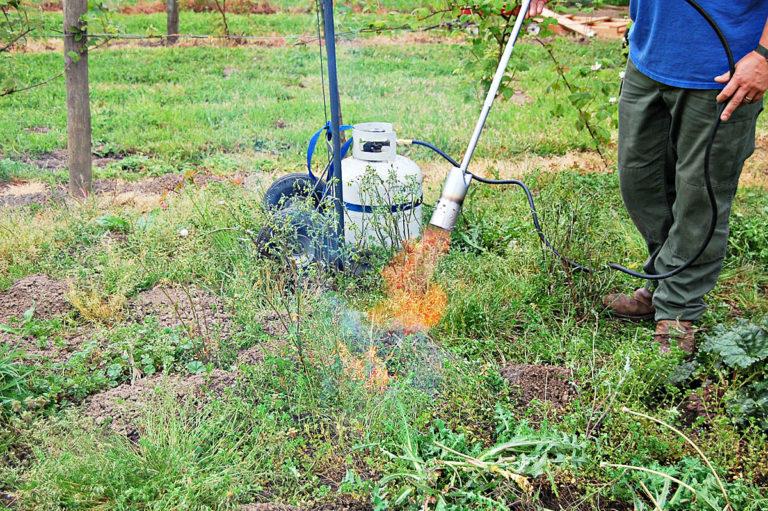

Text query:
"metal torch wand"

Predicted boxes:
[[429, 0, 533, 232]]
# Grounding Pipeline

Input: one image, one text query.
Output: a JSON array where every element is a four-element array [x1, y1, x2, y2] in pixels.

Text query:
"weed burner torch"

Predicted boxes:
[[429, 0, 532, 233], [426, 0, 735, 281]]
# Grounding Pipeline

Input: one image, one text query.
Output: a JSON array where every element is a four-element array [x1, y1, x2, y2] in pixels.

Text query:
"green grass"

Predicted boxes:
[[1, 10, 767, 511], [2, 37, 630, 177], [33, 11, 391, 38]]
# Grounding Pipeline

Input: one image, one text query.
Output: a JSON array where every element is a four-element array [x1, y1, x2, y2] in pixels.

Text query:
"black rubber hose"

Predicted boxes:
[[411, 140, 461, 168], [411, 140, 590, 272], [468, 173, 592, 272]]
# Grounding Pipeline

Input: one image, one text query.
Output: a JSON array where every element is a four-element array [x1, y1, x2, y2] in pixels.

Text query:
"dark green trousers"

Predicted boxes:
[[618, 59, 761, 321]]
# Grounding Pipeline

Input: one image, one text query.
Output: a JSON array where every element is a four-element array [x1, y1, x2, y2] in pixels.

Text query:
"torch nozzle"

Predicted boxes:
[[428, 166, 472, 232]]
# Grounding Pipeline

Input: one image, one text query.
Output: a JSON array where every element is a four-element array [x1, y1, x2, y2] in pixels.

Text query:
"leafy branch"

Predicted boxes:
[[0, 25, 31, 53], [535, 36, 611, 167], [0, 69, 64, 97]]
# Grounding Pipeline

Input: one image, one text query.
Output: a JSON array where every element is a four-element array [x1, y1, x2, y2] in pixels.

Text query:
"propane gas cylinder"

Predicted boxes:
[[341, 122, 423, 247]]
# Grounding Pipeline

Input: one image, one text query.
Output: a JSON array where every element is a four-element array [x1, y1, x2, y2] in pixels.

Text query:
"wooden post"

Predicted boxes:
[[63, 0, 92, 198], [166, 0, 179, 45]]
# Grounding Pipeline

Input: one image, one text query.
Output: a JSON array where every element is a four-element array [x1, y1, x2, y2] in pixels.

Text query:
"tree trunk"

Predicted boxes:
[[166, 0, 179, 45], [63, 0, 92, 198]]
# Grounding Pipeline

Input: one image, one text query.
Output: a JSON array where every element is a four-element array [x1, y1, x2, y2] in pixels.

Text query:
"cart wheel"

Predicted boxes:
[[255, 208, 339, 269], [263, 173, 326, 210]]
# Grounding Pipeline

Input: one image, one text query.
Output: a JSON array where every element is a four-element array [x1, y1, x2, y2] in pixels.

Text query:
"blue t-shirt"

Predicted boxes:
[[629, 0, 768, 89]]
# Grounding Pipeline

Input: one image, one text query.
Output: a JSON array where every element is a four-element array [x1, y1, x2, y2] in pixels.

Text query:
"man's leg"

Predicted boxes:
[[617, 60, 676, 266], [652, 89, 761, 322], [605, 60, 676, 319]]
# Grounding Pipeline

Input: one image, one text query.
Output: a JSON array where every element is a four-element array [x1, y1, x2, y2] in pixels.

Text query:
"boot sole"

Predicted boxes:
[[605, 310, 655, 322]]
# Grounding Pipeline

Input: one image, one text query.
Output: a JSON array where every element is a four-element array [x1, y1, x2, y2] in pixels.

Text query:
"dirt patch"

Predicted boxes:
[[421, 151, 610, 193], [500, 364, 577, 409], [129, 285, 235, 340], [19, 149, 122, 172], [310, 496, 372, 511], [120, 1, 166, 14], [241, 506, 298, 511], [742, 135, 768, 189], [679, 380, 725, 427], [581, 6, 629, 19], [183, 0, 277, 14], [34, 0, 282, 14], [240, 496, 372, 511], [25, 126, 51, 134], [93, 173, 239, 210], [510, 89, 532, 106], [344, 32, 457, 47], [237, 344, 269, 365], [0, 181, 50, 208], [1, 172, 241, 210], [20, 150, 66, 171], [38, 0, 61, 11], [0, 274, 82, 361], [0, 274, 72, 324], [18, 29, 455, 54], [513, 477, 632, 511], [84, 369, 236, 439]]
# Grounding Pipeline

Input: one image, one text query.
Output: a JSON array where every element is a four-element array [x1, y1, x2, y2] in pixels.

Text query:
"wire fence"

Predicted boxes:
[[25, 23, 454, 44]]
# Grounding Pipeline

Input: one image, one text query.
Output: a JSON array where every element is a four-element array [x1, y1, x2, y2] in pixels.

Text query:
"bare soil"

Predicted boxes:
[[0, 172, 240, 209], [83, 369, 237, 439], [0, 181, 50, 208], [420, 152, 611, 194], [240, 495, 372, 511], [129, 285, 235, 340], [2, 327, 95, 364], [241, 506, 299, 511], [500, 363, 577, 409], [35, 0, 294, 15], [82, 344, 279, 438], [742, 135, 768, 188], [17, 30, 455, 54], [0, 274, 87, 362], [183, 0, 278, 15], [82, 298, 284, 439], [120, 1, 166, 14], [20, 149, 121, 172], [24, 126, 51, 134], [513, 477, 632, 511], [582, 6, 629, 19], [311, 497, 372, 511], [0, 274, 71, 324]]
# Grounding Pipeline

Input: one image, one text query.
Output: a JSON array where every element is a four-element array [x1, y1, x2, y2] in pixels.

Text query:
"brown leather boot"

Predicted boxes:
[[603, 288, 655, 321], [654, 320, 695, 354]]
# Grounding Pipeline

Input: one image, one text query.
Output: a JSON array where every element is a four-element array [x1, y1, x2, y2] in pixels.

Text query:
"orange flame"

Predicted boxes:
[[337, 343, 391, 392], [370, 226, 452, 333]]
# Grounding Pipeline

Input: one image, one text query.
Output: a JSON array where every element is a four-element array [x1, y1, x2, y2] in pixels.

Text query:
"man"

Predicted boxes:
[[603, 0, 768, 353]]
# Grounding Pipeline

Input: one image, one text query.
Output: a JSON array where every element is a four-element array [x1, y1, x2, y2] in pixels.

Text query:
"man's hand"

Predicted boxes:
[[715, 51, 768, 121], [512, 0, 547, 18], [527, 0, 547, 17]]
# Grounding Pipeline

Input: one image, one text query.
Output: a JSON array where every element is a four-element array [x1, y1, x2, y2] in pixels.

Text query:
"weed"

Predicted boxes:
[[99, 317, 209, 384], [374, 409, 585, 510], [0, 306, 64, 344], [18, 394, 292, 509], [66, 286, 127, 324], [728, 193, 768, 266], [0, 347, 31, 412]]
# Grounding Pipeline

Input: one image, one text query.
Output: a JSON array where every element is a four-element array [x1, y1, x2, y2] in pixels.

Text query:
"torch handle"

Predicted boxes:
[[459, 0, 533, 173]]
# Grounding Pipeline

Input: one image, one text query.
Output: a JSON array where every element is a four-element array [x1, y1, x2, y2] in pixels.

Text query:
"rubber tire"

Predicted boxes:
[[255, 207, 339, 269], [263, 173, 325, 210]]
